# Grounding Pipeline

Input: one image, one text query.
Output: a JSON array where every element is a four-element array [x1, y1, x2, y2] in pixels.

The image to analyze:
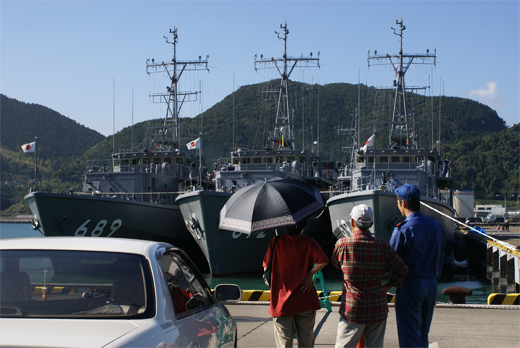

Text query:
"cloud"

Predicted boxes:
[[467, 81, 503, 109]]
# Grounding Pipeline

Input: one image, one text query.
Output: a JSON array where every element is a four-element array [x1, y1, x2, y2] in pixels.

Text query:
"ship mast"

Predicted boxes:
[[367, 17, 436, 149], [146, 27, 209, 151], [254, 21, 320, 150]]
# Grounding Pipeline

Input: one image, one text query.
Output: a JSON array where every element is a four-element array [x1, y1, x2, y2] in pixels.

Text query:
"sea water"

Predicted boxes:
[[1, 223, 494, 304]]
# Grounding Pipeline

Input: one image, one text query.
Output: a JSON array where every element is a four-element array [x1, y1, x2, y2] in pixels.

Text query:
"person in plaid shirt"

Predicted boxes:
[[332, 204, 408, 348]]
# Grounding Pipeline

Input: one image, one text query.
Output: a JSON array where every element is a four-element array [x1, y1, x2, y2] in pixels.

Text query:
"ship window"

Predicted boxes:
[[275, 155, 285, 163], [391, 156, 400, 163], [265, 157, 273, 164], [164, 157, 172, 164], [153, 157, 161, 165], [175, 157, 184, 165], [367, 156, 375, 163], [402, 156, 411, 163], [298, 155, 308, 164], [131, 158, 140, 166], [241, 157, 251, 165], [121, 159, 130, 166], [427, 155, 436, 163], [113, 160, 120, 167], [143, 158, 151, 165], [253, 157, 262, 164], [287, 155, 296, 163], [232, 158, 239, 165], [379, 156, 388, 163], [356, 156, 364, 164], [415, 155, 424, 163]]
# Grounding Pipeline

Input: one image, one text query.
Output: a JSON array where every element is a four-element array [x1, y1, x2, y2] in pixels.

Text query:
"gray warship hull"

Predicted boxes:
[[327, 189, 455, 242], [25, 192, 208, 271], [176, 190, 275, 276], [176, 189, 336, 276]]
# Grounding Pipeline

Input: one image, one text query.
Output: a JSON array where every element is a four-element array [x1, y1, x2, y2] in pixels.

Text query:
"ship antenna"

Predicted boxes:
[[368, 17, 436, 150], [146, 27, 209, 152], [254, 21, 320, 152]]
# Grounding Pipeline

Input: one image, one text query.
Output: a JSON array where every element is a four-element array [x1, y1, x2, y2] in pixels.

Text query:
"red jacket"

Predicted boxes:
[[263, 235, 329, 317]]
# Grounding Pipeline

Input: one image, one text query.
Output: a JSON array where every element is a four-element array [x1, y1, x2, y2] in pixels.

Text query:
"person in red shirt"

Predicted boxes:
[[332, 204, 408, 348], [263, 219, 329, 347]]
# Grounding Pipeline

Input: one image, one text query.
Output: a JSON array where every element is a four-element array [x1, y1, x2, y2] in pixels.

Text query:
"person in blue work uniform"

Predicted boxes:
[[389, 183, 445, 348]]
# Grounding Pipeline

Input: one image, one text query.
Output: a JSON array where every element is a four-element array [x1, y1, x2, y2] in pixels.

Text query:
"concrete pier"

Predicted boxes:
[[228, 302, 520, 348], [464, 225, 520, 293]]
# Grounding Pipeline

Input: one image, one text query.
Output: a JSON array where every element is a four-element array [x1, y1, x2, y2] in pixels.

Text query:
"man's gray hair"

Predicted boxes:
[[354, 219, 372, 230]]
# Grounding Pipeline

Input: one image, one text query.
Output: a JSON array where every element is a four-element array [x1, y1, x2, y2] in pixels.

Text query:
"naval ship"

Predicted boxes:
[[327, 18, 459, 258], [176, 22, 336, 276], [25, 28, 210, 268]]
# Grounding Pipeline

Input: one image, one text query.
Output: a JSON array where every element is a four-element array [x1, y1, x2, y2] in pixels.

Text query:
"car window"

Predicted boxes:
[[159, 251, 211, 316], [0, 250, 154, 319]]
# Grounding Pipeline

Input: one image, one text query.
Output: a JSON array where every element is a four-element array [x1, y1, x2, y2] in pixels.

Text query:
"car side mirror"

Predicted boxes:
[[214, 284, 241, 302]]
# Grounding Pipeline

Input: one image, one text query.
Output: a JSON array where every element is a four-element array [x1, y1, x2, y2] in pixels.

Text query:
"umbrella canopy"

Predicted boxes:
[[219, 178, 324, 234]]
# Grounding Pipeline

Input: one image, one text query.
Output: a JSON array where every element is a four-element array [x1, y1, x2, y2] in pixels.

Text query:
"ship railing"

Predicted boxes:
[[86, 160, 197, 178], [73, 190, 190, 205], [86, 160, 114, 173]]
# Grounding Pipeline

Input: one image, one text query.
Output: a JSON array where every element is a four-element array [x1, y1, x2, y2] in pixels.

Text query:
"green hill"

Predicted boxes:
[[1, 94, 105, 160], [0, 81, 516, 215], [0, 94, 105, 214], [179, 81, 507, 165]]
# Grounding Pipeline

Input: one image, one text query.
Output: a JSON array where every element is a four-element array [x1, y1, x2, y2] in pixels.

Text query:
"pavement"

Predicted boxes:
[[480, 225, 520, 248], [228, 302, 520, 348], [228, 225, 520, 347]]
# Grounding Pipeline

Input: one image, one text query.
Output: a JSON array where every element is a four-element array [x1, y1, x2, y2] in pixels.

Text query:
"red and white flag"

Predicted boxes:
[[361, 134, 375, 152], [186, 138, 200, 150], [21, 141, 36, 153]]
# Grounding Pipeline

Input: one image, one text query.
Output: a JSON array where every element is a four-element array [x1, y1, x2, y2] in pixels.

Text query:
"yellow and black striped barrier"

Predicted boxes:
[[237, 290, 399, 303], [32, 286, 76, 295], [487, 293, 520, 305], [386, 293, 395, 303], [239, 290, 343, 302]]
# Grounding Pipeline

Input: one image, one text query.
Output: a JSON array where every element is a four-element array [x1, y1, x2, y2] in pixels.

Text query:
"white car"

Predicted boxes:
[[0, 237, 241, 347]]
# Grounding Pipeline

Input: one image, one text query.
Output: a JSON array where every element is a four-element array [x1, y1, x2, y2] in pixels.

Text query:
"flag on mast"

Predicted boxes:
[[361, 134, 375, 153], [186, 138, 200, 150], [21, 141, 36, 153]]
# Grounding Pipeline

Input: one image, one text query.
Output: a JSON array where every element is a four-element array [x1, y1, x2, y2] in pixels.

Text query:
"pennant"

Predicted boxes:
[[21, 141, 36, 153], [186, 138, 200, 150]]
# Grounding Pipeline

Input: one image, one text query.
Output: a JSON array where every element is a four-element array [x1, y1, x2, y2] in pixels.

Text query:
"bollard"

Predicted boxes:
[[442, 286, 472, 304]]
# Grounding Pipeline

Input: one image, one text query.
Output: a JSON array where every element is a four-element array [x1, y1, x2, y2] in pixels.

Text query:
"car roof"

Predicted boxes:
[[0, 237, 174, 256]]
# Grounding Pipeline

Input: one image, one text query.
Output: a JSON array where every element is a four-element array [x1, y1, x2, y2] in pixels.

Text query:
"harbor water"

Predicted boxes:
[[0, 223, 495, 305]]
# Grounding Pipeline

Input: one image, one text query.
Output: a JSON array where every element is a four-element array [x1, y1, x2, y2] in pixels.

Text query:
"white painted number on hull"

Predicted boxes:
[[74, 219, 122, 237], [231, 231, 266, 240]]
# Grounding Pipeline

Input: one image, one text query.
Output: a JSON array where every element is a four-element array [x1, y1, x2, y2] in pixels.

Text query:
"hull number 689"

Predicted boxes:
[[74, 219, 123, 237]]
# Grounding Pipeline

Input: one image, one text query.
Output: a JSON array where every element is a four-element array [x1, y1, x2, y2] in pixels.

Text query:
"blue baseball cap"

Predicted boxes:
[[394, 183, 421, 202]]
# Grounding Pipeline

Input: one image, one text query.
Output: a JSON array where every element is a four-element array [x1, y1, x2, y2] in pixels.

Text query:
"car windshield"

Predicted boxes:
[[0, 250, 154, 318]]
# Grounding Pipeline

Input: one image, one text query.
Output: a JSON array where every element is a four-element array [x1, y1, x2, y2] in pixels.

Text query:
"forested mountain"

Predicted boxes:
[[179, 80, 507, 166], [0, 81, 517, 215], [1, 94, 105, 213], [0, 94, 105, 160], [443, 124, 519, 198]]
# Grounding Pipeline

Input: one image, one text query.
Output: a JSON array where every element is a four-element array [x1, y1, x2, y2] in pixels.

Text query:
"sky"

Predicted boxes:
[[1, 1, 518, 137]]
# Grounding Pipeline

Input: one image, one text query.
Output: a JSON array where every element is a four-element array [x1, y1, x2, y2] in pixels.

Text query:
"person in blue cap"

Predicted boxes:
[[389, 183, 445, 348]]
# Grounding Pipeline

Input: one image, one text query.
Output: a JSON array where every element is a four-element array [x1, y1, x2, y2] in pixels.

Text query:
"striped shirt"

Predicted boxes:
[[332, 229, 408, 324]]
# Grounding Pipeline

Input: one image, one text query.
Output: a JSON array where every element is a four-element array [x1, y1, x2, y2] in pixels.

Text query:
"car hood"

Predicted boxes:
[[0, 319, 139, 347]]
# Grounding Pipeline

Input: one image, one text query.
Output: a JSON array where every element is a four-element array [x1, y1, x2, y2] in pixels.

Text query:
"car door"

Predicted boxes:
[[158, 250, 235, 348]]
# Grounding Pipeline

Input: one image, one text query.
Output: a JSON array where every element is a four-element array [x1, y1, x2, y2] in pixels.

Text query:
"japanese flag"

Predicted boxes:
[[361, 134, 375, 152], [186, 138, 200, 150], [21, 141, 36, 153]]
